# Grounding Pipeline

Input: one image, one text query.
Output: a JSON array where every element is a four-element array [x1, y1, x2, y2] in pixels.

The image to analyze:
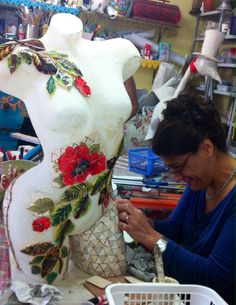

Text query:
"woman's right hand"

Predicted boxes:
[[116, 198, 161, 251]]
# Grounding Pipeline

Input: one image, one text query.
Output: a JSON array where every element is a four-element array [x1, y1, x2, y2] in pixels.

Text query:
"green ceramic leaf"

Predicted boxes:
[[0, 41, 16, 61], [54, 70, 73, 90], [29, 256, 44, 265], [53, 219, 75, 246], [90, 171, 111, 196], [73, 194, 91, 219], [7, 54, 22, 74], [47, 76, 57, 95], [20, 39, 45, 51], [51, 204, 72, 226], [107, 157, 116, 170], [89, 144, 101, 154], [33, 52, 57, 75], [27, 198, 55, 215], [41, 246, 60, 278], [56, 57, 83, 77], [46, 272, 58, 284], [31, 265, 41, 274], [52, 161, 59, 172], [21, 242, 54, 256], [98, 188, 108, 206], [47, 51, 68, 58], [19, 49, 33, 64], [60, 246, 68, 258], [57, 257, 63, 274], [53, 175, 65, 188], [62, 183, 89, 201]]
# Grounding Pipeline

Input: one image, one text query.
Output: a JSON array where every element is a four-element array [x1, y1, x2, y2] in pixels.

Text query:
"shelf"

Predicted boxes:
[[79, 11, 179, 34], [218, 63, 236, 68], [200, 10, 221, 17], [140, 59, 161, 69], [197, 87, 236, 97], [214, 89, 236, 96], [195, 35, 236, 42]]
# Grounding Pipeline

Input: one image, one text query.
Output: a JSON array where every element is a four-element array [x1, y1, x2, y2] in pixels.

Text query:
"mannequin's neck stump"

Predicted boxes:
[[40, 31, 82, 55]]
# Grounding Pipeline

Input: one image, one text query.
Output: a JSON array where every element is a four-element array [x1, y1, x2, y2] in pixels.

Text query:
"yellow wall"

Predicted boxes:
[[135, 1, 196, 90]]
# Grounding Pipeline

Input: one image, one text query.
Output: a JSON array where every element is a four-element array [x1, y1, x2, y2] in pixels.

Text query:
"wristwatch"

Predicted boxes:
[[156, 237, 168, 253]]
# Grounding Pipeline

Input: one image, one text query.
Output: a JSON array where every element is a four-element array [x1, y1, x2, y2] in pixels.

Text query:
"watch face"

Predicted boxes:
[[157, 238, 167, 253]]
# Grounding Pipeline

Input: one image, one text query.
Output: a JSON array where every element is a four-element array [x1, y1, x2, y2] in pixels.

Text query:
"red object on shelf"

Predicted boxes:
[[203, 0, 214, 12], [132, 0, 182, 25], [130, 192, 181, 210]]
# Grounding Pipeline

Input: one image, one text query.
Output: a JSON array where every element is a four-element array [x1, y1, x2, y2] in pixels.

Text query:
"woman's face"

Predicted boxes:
[[161, 143, 213, 192]]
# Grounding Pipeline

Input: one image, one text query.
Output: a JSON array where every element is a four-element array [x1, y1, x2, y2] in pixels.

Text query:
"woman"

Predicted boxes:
[[116, 94, 235, 305]]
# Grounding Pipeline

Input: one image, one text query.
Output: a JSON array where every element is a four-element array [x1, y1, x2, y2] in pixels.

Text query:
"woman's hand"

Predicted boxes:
[[116, 198, 161, 251]]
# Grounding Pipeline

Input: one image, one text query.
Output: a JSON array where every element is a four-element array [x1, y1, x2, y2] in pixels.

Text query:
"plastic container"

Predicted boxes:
[[128, 148, 168, 176], [105, 283, 228, 305]]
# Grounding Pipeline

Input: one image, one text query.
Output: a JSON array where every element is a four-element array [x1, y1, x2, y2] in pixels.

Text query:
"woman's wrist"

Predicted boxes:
[[145, 232, 162, 251]]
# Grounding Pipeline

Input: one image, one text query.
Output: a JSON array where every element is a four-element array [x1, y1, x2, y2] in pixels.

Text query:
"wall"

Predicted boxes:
[[134, 0, 196, 90]]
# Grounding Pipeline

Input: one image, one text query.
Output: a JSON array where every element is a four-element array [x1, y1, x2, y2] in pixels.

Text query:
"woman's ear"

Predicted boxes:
[[199, 138, 214, 157]]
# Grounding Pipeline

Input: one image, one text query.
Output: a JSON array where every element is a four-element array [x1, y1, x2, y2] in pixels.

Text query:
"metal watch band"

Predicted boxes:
[[156, 237, 168, 253]]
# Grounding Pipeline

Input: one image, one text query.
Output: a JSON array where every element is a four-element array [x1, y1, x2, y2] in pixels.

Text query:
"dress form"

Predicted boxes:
[[1, 13, 140, 284]]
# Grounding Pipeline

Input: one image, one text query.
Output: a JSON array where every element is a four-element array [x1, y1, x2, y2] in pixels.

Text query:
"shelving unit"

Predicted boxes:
[[191, 9, 236, 155], [79, 10, 179, 38]]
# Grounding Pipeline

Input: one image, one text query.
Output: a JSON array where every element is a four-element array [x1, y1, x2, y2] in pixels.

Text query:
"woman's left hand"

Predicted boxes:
[[116, 198, 161, 251]]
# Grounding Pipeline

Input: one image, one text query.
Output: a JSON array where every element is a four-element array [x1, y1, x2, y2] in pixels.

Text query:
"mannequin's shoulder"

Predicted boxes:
[[85, 37, 139, 57], [90, 37, 140, 65], [106, 37, 140, 55]]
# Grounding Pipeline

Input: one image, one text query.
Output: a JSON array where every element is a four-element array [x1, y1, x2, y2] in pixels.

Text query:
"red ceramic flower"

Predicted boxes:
[[58, 144, 106, 186], [32, 217, 51, 232]]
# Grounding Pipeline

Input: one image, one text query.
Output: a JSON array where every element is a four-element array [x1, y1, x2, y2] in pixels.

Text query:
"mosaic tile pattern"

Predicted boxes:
[[71, 206, 127, 277], [0, 213, 11, 294]]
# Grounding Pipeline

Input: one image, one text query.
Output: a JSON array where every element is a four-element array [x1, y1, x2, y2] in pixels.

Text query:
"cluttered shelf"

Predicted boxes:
[[79, 10, 179, 34]]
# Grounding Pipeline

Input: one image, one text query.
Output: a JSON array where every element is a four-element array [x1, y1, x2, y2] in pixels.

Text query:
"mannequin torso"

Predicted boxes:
[[0, 13, 140, 284]]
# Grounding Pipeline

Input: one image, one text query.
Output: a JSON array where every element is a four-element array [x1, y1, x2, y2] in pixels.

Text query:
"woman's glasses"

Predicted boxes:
[[168, 153, 192, 174]]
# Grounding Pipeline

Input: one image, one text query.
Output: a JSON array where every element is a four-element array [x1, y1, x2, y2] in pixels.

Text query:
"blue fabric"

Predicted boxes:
[[154, 186, 236, 305]]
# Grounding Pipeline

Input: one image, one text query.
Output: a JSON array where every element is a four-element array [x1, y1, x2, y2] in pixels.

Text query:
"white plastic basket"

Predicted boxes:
[[105, 283, 228, 305]]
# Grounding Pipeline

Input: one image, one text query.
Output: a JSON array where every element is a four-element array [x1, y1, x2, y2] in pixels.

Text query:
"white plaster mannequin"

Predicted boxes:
[[1, 13, 140, 283]]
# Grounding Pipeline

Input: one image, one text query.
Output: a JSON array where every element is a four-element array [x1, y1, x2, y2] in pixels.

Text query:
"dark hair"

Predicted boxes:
[[152, 94, 227, 156]]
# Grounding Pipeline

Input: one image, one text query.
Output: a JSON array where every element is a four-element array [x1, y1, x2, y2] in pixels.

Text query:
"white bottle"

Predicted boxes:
[[11, 24, 17, 35], [200, 2, 204, 13], [18, 24, 25, 40]]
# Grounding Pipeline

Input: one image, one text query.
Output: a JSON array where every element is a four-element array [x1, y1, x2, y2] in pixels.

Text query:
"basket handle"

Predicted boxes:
[[153, 244, 165, 282]]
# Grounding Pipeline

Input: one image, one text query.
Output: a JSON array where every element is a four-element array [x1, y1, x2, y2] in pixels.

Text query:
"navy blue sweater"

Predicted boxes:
[[154, 186, 235, 305]]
